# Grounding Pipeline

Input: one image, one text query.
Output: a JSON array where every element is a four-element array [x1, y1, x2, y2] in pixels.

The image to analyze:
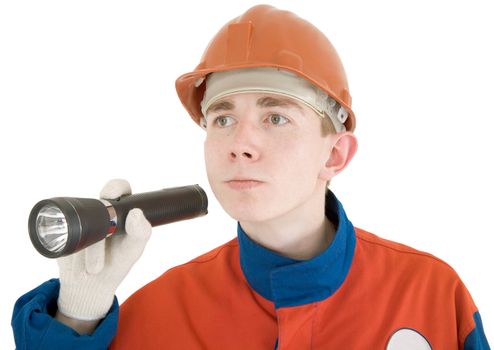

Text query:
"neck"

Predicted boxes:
[[240, 189, 335, 260]]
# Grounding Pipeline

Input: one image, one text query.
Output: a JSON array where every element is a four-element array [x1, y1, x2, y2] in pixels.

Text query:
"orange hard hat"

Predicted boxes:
[[175, 4, 355, 132]]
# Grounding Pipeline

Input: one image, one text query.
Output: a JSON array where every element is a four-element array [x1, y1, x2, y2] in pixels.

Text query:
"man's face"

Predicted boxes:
[[204, 92, 334, 223]]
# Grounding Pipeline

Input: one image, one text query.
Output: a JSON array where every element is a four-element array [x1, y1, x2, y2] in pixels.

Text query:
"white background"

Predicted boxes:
[[1, 0, 493, 347]]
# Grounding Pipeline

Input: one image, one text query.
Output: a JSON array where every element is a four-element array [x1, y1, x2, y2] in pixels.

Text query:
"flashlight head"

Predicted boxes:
[[35, 204, 69, 254], [28, 197, 110, 258]]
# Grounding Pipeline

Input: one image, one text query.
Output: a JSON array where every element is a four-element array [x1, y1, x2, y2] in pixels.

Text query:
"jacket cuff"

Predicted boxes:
[[12, 278, 119, 350]]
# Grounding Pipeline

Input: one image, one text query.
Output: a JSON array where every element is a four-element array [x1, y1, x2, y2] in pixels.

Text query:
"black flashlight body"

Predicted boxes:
[[28, 185, 208, 258]]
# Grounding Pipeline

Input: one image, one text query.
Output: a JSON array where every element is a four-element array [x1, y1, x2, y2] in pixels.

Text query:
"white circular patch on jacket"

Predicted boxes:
[[386, 329, 432, 350]]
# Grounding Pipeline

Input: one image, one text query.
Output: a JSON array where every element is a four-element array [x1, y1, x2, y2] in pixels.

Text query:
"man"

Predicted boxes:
[[12, 5, 490, 349]]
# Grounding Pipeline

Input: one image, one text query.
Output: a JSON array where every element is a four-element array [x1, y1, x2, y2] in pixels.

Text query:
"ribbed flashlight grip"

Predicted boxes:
[[110, 185, 208, 232]]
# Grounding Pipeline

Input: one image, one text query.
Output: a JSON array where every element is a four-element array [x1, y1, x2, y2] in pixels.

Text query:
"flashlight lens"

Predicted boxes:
[[36, 204, 68, 253]]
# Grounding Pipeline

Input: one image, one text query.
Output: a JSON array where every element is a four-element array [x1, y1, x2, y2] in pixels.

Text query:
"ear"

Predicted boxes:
[[319, 132, 358, 181]]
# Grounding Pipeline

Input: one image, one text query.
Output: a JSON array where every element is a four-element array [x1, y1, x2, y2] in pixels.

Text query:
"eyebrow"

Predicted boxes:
[[256, 96, 303, 110], [206, 95, 303, 114], [207, 100, 235, 113]]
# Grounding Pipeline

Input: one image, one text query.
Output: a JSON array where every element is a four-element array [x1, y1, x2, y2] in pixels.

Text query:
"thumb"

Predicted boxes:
[[100, 179, 132, 200]]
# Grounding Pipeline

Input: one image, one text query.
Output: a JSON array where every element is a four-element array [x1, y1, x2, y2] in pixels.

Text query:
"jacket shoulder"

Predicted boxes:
[[354, 227, 458, 274], [111, 238, 241, 348], [123, 237, 239, 302], [352, 227, 482, 345]]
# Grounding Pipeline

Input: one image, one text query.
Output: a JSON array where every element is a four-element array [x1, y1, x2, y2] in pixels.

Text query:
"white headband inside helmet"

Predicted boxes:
[[200, 67, 347, 132]]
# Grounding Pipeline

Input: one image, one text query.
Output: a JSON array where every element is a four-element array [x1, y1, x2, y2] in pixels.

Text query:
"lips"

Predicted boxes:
[[225, 179, 264, 190]]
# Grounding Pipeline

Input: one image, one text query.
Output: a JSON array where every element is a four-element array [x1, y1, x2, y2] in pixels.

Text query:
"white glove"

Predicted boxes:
[[57, 179, 152, 321]]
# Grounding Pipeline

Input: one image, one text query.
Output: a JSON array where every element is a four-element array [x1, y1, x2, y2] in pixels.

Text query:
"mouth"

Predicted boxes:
[[225, 179, 264, 190]]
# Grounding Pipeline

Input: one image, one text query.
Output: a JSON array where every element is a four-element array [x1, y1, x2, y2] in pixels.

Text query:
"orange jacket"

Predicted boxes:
[[111, 192, 489, 349]]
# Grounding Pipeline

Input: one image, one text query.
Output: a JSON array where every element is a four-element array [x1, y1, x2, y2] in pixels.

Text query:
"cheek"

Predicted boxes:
[[274, 133, 322, 164], [273, 134, 328, 181], [204, 137, 223, 176]]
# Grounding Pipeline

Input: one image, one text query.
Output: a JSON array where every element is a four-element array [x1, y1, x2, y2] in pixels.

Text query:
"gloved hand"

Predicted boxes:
[[56, 179, 152, 321]]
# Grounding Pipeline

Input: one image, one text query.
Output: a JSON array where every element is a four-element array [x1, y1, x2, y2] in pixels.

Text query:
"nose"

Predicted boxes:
[[229, 123, 260, 162]]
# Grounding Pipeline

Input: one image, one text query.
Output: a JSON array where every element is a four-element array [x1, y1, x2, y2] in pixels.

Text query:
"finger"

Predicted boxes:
[[100, 179, 132, 200], [57, 248, 85, 277], [57, 254, 76, 274], [105, 209, 151, 268], [125, 208, 152, 241], [85, 239, 106, 274]]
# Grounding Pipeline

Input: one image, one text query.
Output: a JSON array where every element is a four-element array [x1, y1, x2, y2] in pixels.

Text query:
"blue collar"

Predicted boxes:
[[238, 190, 356, 309]]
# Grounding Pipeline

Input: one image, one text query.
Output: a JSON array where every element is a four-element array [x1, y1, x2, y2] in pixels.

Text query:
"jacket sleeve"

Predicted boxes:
[[11, 278, 119, 350], [454, 276, 491, 350], [464, 311, 490, 350]]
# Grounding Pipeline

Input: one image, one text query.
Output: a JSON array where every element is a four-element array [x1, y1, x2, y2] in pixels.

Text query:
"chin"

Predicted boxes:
[[224, 206, 273, 223], [215, 193, 275, 223]]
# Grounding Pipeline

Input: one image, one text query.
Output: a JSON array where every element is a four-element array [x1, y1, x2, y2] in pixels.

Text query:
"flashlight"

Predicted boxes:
[[28, 185, 208, 258]]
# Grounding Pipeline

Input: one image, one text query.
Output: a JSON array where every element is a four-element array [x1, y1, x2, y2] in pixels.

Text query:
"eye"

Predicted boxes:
[[214, 115, 235, 127], [267, 113, 289, 125]]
